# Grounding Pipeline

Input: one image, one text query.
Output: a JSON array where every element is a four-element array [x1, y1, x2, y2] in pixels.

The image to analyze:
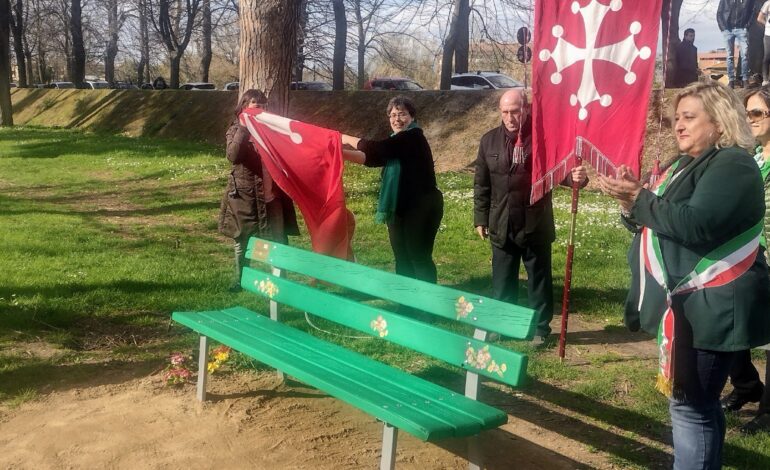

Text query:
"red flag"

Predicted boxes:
[[531, 0, 661, 203], [240, 108, 354, 260]]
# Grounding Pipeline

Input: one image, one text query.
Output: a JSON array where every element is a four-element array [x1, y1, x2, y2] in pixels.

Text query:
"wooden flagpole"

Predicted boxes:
[[558, 155, 582, 360]]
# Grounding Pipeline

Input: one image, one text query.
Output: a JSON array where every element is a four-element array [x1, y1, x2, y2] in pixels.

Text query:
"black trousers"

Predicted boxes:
[[491, 240, 553, 337], [387, 189, 443, 284], [728, 349, 770, 415]]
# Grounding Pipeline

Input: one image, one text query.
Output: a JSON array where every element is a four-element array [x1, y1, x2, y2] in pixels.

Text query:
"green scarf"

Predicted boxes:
[[375, 121, 419, 224]]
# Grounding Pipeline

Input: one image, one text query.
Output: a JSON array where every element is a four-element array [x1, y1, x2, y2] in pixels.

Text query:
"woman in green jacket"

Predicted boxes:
[[599, 81, 770, 469], [720, 86, 770, 434]]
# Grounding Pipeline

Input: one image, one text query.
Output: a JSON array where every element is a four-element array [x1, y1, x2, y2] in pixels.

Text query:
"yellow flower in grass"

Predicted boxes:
[[207, 346, 231, 374]]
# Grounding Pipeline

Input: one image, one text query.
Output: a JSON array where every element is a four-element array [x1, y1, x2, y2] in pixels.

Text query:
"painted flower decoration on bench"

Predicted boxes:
[[370, 315, 388, 337], [465, 345, 507, 378], [455, 296, 474, 319], [256, 279, 279, 298]]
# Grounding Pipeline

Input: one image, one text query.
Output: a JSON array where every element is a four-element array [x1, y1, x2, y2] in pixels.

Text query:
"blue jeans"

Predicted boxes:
[[669, 348, 734, 470], [722, 28, 749, 82]]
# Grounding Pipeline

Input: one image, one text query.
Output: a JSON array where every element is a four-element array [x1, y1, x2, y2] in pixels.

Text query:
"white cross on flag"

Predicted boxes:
[[531, 0, 661, 203]]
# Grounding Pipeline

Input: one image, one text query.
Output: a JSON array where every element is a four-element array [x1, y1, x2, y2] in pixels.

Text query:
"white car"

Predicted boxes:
[[179, 82, 216, 90], [223, 82, 239, 91], [85, 80, 110, 89], [450, 72, 523, 90]]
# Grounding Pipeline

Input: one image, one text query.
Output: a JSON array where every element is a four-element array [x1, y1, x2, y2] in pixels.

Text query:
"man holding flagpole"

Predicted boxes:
[[474, 89, 587, 345]]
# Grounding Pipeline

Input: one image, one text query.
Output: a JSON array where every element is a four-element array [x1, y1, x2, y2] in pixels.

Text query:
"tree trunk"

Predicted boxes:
[[355, 2, 365, 90], [69, 0, 85, 87], [440, 0, 462, 90], [332, 0, 346, 90], [9, 0, 26, 87], [169, 54, 181, 89], [238, 0, 302, 114], [137, 0, 150, 84], [293, 0, 307, 82], [105, 0, 119, 85], [198, 0, 211, 82], [0, 0, 14, 126], [454, 0, 469, 74], [661, 0, 682, 88]]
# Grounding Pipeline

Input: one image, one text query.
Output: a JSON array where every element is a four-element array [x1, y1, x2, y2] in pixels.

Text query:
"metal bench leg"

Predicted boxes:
[[465, 329, 487, 469], [467, 435, 482, 470], [270, 266, 285, 382], [380, 423, 398, 470], [196, 335, 209, 401]]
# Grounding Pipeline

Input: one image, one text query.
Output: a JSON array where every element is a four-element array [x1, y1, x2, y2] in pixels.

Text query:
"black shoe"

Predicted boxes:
[[736, 79, 744, 88], [228, 282, 242, 293], [721, 389, 762, 412], [740, 413, 770, 435], [728, 80, 735, 89]]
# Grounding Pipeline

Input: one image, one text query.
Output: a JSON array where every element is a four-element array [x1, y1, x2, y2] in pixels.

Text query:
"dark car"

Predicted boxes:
[[362, 77, 423, 91], [290, 81, 332, 91], [113, 81, 139, 90], [179, 82, 216, 90]]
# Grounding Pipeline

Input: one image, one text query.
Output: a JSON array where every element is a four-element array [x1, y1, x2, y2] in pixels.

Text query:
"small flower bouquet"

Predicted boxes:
[[207, 345, 232, 373], [163, 352, 193, 386]]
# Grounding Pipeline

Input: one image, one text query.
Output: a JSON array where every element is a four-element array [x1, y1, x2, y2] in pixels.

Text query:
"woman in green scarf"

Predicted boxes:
[[342, 96, 444, 283], [720, 86, 770, 434]]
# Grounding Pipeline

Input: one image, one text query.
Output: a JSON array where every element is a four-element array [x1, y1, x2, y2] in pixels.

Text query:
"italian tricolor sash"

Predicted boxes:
[[639, 161, 762, 396]]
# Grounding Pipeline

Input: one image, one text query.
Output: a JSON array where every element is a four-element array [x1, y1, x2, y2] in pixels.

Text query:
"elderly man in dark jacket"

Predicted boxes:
[[473, 89, 587, 344], [717, 0, 756, 88]]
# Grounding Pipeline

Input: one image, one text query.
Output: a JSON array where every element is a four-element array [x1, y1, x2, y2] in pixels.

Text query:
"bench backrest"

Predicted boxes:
[[243, 238, 537, 388]]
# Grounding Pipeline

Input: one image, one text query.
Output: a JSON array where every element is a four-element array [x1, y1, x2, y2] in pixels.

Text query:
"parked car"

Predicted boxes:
[[9, 82, 17, 88], [140, 83, 155, 90], [113, 81, 139, 90], [48, 81, 76, 89], [290, 81, 332, 91], [362, 77, 423, 91], [450, 71, 523, 90], [179, 82, 216, 90], [223, 82, 239, 91], [85, 80, 110, 89]]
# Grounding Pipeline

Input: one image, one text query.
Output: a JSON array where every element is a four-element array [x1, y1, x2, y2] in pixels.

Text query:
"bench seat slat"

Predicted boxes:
[[241, 268, 528, 388], [188, 308, 492, 431], [245, 239, 536, 339], [172, 307, 507, 441]]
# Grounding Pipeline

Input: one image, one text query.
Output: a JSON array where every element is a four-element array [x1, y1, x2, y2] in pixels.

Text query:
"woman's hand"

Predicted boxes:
[[597, 164, 643, 213], [341, 134, 360, 149], [342, 149, 366, 164]]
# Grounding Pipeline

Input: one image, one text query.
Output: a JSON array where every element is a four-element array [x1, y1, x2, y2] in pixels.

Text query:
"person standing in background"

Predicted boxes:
[[674, 28, 699, 88], [718, 0, 756, 88]]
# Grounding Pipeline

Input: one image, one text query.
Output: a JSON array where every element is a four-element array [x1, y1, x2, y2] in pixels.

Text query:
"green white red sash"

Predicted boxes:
[[639, 160, 762, 396]]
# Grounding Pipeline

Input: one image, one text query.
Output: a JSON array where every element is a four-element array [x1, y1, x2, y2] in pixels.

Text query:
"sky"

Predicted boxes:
[[679, 0, 727, 52]]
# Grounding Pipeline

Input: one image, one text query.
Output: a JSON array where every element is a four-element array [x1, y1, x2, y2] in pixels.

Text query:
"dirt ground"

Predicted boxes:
[[0, 316, 689, 470]]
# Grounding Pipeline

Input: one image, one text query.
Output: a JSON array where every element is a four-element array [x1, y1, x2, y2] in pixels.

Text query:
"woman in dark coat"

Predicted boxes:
[[599, 81, 770, 469], [341, 96, 443, 283], [218, 89, 299, 289]]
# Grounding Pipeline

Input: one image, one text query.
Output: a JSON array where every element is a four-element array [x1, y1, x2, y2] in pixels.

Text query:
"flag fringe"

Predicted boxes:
[[530, 136, 620, 204]]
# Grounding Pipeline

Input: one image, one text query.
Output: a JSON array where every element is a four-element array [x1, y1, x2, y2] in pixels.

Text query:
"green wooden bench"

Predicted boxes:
[[173, 238, 537, 469]]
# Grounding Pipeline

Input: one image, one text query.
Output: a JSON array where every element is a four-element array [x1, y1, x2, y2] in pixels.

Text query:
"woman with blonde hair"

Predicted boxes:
[[599, 81, 770, 469]]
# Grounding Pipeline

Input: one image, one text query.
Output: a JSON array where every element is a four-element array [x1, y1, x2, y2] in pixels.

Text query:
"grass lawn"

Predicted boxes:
[[0, 126, 768, 468]]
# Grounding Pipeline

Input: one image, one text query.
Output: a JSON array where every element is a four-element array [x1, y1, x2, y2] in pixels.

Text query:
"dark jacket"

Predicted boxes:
[[473, 119, 584, 248], [717, 0, 755, 30], [674, 40, 698, 87], [623, 146, 770, 351], [357, 127, 441, 216], [218, 121, 299, 240]]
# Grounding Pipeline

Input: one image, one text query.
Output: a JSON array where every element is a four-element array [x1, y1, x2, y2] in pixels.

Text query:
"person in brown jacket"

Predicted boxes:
[[218, 89, 299, 290]]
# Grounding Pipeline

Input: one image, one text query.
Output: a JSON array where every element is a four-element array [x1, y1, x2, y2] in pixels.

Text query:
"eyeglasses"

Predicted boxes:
[[388, 112, 410, 119], [747, 108, 770, 122]]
